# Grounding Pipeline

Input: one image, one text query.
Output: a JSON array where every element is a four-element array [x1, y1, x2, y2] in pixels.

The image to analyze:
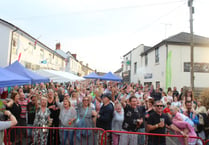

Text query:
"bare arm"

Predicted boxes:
[[120, 96, 126, 108], [170, 124, 185, 136], [4, 110, 17, 127], [4, 99, 14, 108], [146, 124, 159, 132], [147, 120, 165, 132], [96, 94, 102, 103]]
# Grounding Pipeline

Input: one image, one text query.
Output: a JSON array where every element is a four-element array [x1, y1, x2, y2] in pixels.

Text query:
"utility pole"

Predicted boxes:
[[188, 0, 194, 90], [161, 23, 172, 38]]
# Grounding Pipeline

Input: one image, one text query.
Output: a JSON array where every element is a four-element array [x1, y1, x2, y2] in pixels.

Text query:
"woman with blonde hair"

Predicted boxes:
[[184, 88, 194, 101], [69, 90, 80, 111], [76, 96, 97, 145], [170, 106, 197, 145], [167, 91, 173, 103], [195, 98, 207, 140], [112, 102, 124, 145], [196, 99, 207, 114], [56, 96, 77, 145], [161, 92, 168, 106], [33, 96, 51, 145]]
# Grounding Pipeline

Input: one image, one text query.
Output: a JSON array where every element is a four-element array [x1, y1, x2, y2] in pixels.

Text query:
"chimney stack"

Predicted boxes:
[[56, 43, 61, 50], [72, 54, 77, 59]]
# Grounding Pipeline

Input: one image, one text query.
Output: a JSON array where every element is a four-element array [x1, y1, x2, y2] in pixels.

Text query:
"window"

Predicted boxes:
[[144, 82, 152, 87], [126, 57, 128, 71], [12, 39, 17, 55], [155, 47, 159, 63], [145, 54, 148, 66], [40, 49, 44, 60], [55, 56, 58, 65], [12, 39, 16, 47], [25, 62, 32, 69], [49, 54, 52, 63], [134, 62, 137, 74], [156, 81, 160, 89]]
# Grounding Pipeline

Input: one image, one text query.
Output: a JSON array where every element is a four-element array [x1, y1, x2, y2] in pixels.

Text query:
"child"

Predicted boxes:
[[112, 103, 124, 145]]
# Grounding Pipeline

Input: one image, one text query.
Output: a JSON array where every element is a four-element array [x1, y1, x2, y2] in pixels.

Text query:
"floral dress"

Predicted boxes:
[[32, 107, 50, 145]]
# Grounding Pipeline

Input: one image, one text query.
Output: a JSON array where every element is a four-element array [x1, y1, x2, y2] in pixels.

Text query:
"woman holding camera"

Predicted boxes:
[[5, 91, 21, 145]]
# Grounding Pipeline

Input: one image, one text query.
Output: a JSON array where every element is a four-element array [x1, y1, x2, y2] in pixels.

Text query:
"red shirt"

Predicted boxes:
[[163, 107, 171, 114]]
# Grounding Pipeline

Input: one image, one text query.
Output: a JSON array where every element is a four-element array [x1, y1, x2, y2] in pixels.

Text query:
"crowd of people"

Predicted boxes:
[[0, 80, 209, 145]]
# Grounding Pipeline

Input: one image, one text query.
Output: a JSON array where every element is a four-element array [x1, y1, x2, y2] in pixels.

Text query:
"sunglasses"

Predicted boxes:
[[156, 105, 163, 107], [83, 99, 89, 101]]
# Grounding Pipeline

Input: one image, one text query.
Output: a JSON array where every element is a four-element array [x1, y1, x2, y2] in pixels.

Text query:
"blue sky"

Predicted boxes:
[[0, 0, 208, 72]]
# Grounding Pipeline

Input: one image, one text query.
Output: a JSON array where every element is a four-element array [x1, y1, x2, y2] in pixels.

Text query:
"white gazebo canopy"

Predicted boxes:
[[35, 69, 85, 82]]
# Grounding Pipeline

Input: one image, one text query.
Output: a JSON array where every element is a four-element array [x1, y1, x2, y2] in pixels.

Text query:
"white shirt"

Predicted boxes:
[[171, 101, 181, 108], [0, 121, 11, 130], [167, 95, 173, 103]]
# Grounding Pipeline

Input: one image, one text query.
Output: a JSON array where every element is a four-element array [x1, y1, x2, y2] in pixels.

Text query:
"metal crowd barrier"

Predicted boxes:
[[100, 130, 205, 145], [3, 126, 207, 145], [205, 139, 209, 145], [4, 126, 104, 145]]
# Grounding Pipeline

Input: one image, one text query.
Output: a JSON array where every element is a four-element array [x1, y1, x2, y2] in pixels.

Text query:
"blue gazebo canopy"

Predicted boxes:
[[100, 72, 122, 81], [5, 61, 49, 84], [0, 67, 31, 88], [83, 72, 101, 79]]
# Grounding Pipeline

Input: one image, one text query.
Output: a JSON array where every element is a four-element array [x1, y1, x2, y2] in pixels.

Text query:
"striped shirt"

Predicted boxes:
[[18, 98, 29, 119]]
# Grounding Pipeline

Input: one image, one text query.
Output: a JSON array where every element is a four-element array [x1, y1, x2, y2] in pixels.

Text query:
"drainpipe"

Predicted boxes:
[[165, 42, 168, 90], [9, 28, 18, 65]]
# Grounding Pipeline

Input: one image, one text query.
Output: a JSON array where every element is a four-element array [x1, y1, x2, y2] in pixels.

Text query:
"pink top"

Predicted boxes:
[[172, 112, 197, 145]]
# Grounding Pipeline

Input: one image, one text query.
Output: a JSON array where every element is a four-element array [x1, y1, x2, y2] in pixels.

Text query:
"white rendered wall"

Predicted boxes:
[[0, 23, 11, 67], [131, 45, 145, 83]]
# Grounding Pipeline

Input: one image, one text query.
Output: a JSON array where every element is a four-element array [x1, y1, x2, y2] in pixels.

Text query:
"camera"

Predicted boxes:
[[0, 111, 8, 121]]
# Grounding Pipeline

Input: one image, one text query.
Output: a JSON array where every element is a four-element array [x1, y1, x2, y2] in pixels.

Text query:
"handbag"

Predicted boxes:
[[76, 107, 91, 139]]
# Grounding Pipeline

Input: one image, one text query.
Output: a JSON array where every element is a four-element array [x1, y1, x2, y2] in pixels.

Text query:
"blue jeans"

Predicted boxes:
[[137, 128, 145, 145], [60, 130, 74, 145], [27, 124, 33, 137]]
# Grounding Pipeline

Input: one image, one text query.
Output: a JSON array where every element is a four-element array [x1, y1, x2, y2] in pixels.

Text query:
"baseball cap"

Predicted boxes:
[[102, 92, 112, 100]]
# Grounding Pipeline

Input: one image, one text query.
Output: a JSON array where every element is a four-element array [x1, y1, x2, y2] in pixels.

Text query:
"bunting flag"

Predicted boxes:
[[34, 40, 37, 49], [28, 40, 37, 49], [126, 60, 131, 65], [41, 60, 47, 64], [166, 51, 172, 90], [18, 52, 22, 61]]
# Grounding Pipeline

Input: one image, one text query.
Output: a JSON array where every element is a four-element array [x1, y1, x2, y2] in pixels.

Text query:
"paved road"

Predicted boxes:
[[166, 136, 180, 145], [166, 130, 181, 145]]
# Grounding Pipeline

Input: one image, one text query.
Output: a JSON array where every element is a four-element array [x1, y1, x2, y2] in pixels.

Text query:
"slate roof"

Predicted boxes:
[[114, 68, 123, 73], [165, 32, 209, 45], [55, 49, 68, 59], [141, 32, 209, 56]]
